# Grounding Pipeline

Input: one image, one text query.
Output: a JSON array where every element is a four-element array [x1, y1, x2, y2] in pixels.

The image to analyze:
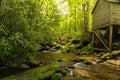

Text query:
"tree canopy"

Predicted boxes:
[[0, 0, 96, 66]]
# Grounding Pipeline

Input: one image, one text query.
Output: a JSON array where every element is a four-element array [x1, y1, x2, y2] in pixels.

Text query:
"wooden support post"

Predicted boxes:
[[109, 25, 113, 51], [92, 32, 95, 48]]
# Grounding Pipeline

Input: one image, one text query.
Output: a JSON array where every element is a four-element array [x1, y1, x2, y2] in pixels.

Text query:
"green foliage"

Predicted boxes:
[[81, 59, 92, 65], [1, 64, 60, 80], [57, 0, 96, 39], [0, 0, 60, 66], [61, 43, 76, 53], [101, 51, 120, 60], [0, 32, 40, 66], [79, 43, 93, 55], [101, 53, 113, 61], [31, 64, 60, 80], [56, 68, 67, 75], [51, 73, 62, 80], [60, 34, 92, 53]]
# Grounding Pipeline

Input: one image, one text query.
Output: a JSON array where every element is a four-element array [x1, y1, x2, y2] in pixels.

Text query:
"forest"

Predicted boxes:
[[0, 0, 120, 80]]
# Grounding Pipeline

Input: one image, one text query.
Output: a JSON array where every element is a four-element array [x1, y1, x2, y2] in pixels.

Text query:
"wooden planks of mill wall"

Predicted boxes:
[[111, 3, 120, 25], [92, 0, 111, 29]]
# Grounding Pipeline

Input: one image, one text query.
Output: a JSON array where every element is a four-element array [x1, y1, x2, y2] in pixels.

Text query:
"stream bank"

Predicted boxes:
[[0, 51, 120, 80]]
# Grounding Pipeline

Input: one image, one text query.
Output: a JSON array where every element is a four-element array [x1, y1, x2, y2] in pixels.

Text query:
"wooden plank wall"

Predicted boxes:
[[93, 0, 111, 29], [111, 3, 120, 25]]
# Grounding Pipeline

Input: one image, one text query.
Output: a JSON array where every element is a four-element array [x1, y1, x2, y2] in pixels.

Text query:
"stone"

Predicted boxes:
[[20, 64, 30, 69], [106, 60, 120, 66], [73, 68, 90, 78], [27, 60, 40, 68], [57, 60, 63, 62], [51, 73, 62, 80]]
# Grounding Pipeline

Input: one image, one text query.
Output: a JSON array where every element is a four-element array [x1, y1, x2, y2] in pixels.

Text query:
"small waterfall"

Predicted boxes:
[[67, 68, 73, 76], [63, 66, 73, 76], [74, 62, 87, 69]]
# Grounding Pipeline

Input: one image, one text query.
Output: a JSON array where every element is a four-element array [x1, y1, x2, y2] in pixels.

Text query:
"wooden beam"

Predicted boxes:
[[109, 25, 113, 51], [94, 30, 110, 51], [94, 48, 109, 52], [92, 32, 95, 48], [95, 29, 108, 45]]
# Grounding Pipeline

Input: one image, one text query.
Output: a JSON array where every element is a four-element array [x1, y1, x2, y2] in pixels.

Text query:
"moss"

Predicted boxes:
[[0, 64, 60, 80], [61, 43, 76, 53], [51, 73, 62, 80], [62, 77, 87, 80], [101, 53, 112, 60], [78, 43, 93, 55], [56, 68, 67, 76], [82, 59, 92, 65], [31, 64, 60, 80], [101, 51, 120, 61]]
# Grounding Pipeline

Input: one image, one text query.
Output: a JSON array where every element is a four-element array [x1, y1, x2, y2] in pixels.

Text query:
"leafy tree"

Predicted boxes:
[[0, 0, 60, 66]]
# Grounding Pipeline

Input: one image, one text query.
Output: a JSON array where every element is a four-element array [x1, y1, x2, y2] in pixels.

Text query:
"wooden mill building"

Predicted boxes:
[[92, 0, 120, 51]]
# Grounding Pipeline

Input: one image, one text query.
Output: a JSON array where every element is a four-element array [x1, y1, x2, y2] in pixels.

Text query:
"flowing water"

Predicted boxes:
[[34, 51, 120, 80], [0, 50, 120, 80], [74, 62, 120, 80]]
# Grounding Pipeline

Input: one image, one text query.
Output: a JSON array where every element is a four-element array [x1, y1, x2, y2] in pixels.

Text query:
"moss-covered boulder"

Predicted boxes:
[[56, 68, 67, 76], [79, 59, 92, 65], [51, 73, 62, 80], [0, 64, 60, 80], [101, 51, 120, 61]]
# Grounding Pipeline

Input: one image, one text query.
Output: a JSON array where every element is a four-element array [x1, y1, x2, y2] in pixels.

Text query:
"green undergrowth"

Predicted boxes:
[[100, 51, 120, 60], [79, 58, 92, 65], [77, 43, 93, 55], [59, 37, 93, 54], [1, 64, 61, 80]]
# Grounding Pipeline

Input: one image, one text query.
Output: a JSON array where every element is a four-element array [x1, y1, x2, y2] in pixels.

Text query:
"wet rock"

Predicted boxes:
[[63, 77, 87, 80], [71, 40, 80, 44], [0, 59, 5, 67], [40, 61, 48, 65], [57, 60, 63, 62], [77, 58, 92, 65], [27, 60, 40, 68], [75, 53, 80, 55], [83, 59, 92, 65], [69, 59, 79, 62], [54, 46, 61, 49], [20, 64, 30, 69], [56, 68, 67, 76], [82, 40, 90, 46], [73, 68, 90, 78], [106, 60, 120, 66], [51, 73, 62, 80]]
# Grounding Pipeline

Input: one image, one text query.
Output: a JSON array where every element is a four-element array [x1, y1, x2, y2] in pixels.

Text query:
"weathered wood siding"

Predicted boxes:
[[111, 3, 120, 25], [92, 0, 111, 29]]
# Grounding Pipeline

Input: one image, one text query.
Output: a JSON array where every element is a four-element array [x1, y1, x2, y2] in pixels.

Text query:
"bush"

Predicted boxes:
[[0, 0, 41, 66], [78, 43, 93, 55], [0, 32, 40, 66]]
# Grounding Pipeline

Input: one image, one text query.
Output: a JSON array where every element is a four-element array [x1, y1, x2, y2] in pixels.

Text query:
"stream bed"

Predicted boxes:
[[0, 50, 120, 80]]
